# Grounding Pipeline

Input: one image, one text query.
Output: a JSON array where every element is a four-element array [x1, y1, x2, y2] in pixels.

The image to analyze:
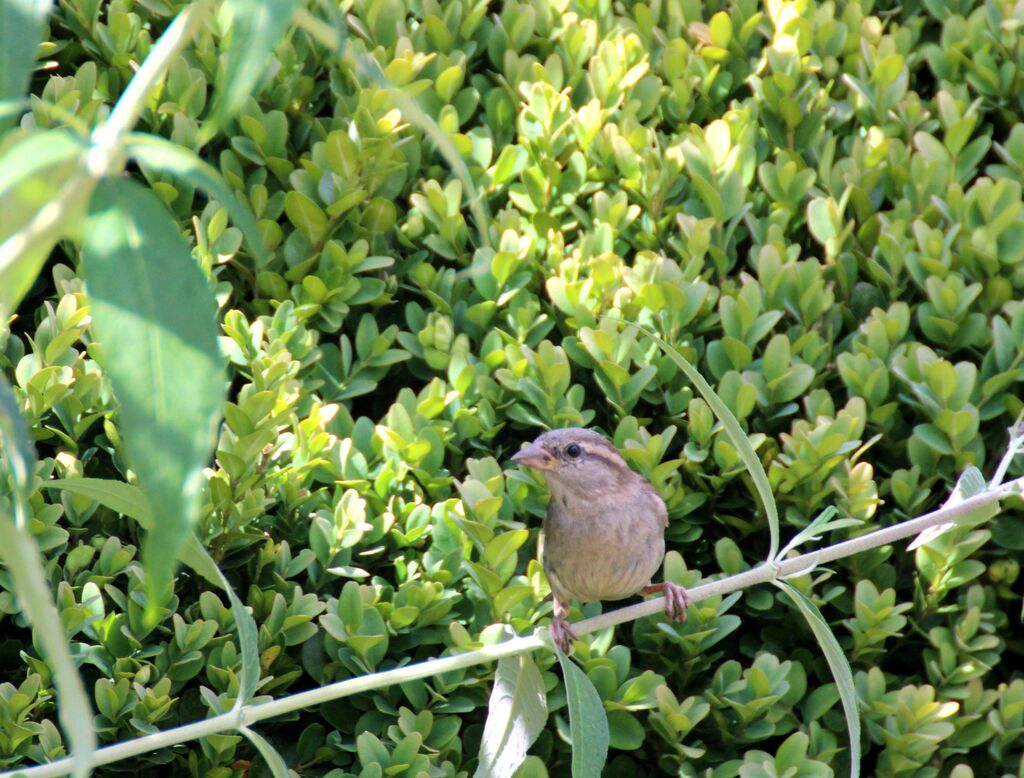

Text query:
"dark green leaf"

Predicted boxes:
[[82, 177, 226, 617], [554, 645, 609, 778], [0, 0, 51, 129]]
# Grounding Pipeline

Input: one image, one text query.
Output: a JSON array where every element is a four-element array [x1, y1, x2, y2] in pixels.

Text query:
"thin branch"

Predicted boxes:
[[0, 508, 95, 777], [0, 0, 215, 305], [87, 0, 213, 177], [10, 474, 1022, 778]]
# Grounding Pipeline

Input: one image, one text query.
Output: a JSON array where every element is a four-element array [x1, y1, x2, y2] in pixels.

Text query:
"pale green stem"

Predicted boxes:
[[0, 507, 95, 777], [9, 474, 1023, 778], [87, 0, 213, 176], [0, 0, 214, 283], [0, 2, 217, 774]]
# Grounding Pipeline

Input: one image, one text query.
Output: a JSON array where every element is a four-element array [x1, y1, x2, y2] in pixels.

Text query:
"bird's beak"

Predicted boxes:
[[512, 442, 556, 470]]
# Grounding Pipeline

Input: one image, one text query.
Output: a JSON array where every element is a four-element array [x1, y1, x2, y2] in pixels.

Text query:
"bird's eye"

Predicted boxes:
[[564, 443, 582, 459]]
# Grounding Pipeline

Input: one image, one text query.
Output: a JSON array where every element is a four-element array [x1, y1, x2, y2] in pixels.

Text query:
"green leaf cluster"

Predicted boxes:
[[2, 0, 1024, 776]]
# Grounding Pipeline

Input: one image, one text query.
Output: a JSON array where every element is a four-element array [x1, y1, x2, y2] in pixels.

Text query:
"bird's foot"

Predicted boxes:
[[550, 615, 578, 654], [642, 581, 690, 623]]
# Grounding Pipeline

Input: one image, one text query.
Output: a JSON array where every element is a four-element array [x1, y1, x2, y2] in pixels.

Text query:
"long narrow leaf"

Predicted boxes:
[[0, 0, 51, 129], [474, 653, 548, 778], [628, 321, 780, 559], [44, 477, 261, 703], [203, 0, 300, 139], [0, 99, 26, 122], [0, 374, 33, 509], [908, 466, 994, 550], [0, 377, 95, 778], [125, 132, 268, 267], [554, 646, 608, 778], [0, 131, 90, 315], [0, 130, 84, 199], [82, 177, 226, 619], [0, 522, 97, 778], [774, 580, 860, 778], [240, 726, 290, 777], [44, 478, 221, 587]]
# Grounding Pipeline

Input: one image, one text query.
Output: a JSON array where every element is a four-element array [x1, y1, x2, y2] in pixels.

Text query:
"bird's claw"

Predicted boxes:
[[550, 616, 577, 654], [642, 581, 691, 623], [663, 581, 690, 623]]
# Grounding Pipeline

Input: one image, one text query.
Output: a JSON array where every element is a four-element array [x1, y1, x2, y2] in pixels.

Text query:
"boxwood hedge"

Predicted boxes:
[[2, 0, 1024, 776]]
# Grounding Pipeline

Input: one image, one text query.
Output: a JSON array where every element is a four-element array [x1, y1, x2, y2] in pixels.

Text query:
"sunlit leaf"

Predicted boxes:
[[0, 130, 90, 315], [474, 653, 548, 778]]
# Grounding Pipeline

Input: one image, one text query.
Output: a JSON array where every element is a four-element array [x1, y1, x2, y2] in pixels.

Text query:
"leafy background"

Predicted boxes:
[[2, 0, 1024, 776]]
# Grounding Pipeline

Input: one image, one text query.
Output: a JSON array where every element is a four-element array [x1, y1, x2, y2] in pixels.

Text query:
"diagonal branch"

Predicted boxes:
[[9, 474, 1022, 778]]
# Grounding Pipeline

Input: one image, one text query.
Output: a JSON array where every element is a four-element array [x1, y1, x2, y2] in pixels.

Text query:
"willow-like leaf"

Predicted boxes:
[[0, 377, 95, 778], [554, 645, 608, 778], [774, 580, 860, 778], [0, 0, 51, 130], [125, 133, 268, 267], [240, 726, 290, 777], [82, 177, 225, 619], [44, 477, 261, 703], [627, 320, 780, 559], [474, 653, 548, 778]]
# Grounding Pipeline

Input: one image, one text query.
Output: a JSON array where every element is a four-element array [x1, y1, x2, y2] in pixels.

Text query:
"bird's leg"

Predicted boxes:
[[549, 596, 577, 653], [642, 581, 690, 623]]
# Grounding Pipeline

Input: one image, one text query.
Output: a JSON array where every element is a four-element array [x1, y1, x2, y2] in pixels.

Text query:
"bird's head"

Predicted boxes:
[[511, 427, 634, 501]]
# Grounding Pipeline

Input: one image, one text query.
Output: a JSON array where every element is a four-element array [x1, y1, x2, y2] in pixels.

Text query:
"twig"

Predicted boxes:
[[9, 474, 1022, 778]]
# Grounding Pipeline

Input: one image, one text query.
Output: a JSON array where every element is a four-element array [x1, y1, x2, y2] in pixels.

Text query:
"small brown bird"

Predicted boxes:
[[512, 427, 689, 652]]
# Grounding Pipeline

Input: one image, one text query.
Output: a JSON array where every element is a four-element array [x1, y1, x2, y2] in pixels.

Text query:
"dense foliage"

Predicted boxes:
[[2, 0, 1024, 776]]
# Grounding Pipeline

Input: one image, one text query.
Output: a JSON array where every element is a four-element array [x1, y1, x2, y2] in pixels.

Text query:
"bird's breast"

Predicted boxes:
[[541, 501, 665, 604]]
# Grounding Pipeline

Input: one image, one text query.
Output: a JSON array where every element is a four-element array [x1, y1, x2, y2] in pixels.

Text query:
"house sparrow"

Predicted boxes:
[[512, 428, 689, 652]]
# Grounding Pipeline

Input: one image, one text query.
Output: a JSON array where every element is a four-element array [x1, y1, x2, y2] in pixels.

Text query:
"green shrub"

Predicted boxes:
[[2, 0, 1024, 776]]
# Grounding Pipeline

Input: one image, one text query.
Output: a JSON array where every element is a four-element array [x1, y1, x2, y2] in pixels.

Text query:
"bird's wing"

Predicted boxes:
[[643, 480, 669, 527]]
